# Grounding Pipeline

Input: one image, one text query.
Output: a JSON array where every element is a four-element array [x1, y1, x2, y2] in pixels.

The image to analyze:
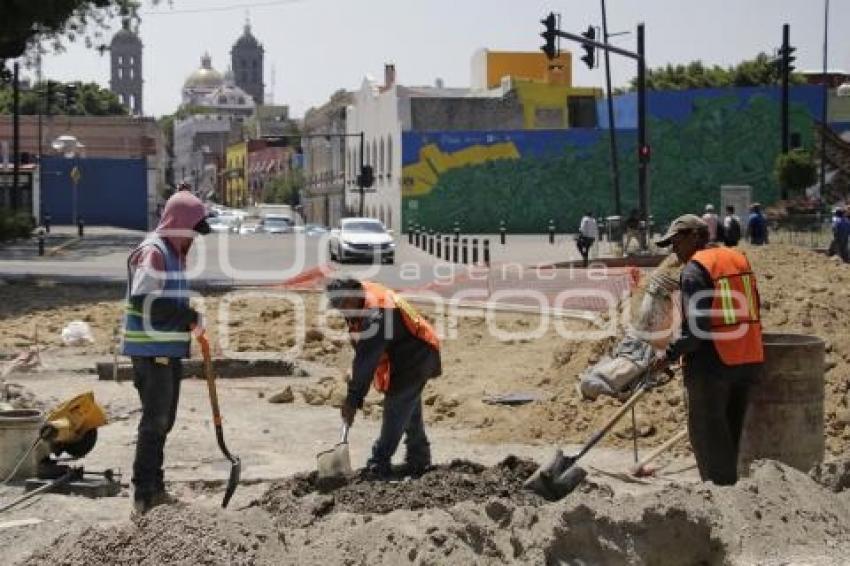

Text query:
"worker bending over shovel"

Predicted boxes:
[[653, 214, 763, 486], [122, 191, 210, 515], [326, 277, 441, 478]]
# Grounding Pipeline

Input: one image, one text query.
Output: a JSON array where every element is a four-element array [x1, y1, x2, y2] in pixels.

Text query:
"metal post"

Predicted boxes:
[[549, 219, 555, 244], [462, 238, 468, 264], [436, 234, 442, 258], [601, 0, 622, 216], [500, 220, 506, 245], [44, 213, 51, 234], [781, 23, 790, 168], [820, 1, 829, 197], [452, 238, 459, 263], [472, 238, 479, 264], [454, 221, 460, 242], [408, 224, 413, 244], [637, 23, 648, 250], [358, 131, 365, 216], [428, 231, 434, 255], [483, 239, 490, 267], [77, 217, 84, 237], [12, 62, 20, 210], [38, 229, 45, 256]]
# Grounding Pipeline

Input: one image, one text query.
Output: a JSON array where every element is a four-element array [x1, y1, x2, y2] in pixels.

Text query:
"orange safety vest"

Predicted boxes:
[[690, 247, 764, 366], [348, 281, 440, 392]]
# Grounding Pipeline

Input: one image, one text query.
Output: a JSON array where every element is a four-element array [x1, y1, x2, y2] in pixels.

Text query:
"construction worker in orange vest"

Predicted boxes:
[[326, 277, 442, 478], [653, 214, 764, 485]]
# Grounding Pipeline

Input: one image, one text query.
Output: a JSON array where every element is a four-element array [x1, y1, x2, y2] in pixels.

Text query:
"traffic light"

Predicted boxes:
[[638, 144, 651, 163], [64, 84, 77, 112], [540, 12, 558, 60], [45, 80, 57, 115], [357, 165, 374, 189], [782, 44, 796, 73], [580, 26, 596, 69]]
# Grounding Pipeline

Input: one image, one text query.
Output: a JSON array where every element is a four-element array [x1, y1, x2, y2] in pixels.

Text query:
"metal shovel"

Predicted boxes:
[[198, 334, 241, 508], [317, 424, 351, 485]]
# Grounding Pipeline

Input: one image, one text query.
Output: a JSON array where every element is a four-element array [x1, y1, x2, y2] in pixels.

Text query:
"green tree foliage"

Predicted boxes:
[[265, 171, 303, 205], [0, 80, 127, 115], [774, 148, 817, 197], [625, 53, 807, 92], [0, 209, 35, 241], [1, 1, 162, 81]]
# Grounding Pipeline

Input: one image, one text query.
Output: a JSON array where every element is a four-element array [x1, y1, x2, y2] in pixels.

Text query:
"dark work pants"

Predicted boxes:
[[576, 236, 594, 267], [685, 374, 751, 486], [368, 381, 430, 470], [131, 357, 183, 500]]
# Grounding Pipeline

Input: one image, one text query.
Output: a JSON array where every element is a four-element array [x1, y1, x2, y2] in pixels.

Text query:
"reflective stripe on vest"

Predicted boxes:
[[121, 236, 191, 358], [350, 281, 440, 392], [691, 247, 764, 366]]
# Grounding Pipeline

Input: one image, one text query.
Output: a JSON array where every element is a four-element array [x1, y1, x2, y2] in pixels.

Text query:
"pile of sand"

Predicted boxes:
[[21, 459, 850, 565]]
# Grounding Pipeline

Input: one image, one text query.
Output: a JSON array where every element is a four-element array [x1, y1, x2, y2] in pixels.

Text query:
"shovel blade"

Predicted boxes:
[[221, 456, 241, 509], [317, 443, 351, 480]]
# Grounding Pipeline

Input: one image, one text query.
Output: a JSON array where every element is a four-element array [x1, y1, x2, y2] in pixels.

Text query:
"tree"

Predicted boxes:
[[0, 1, 162, 81], [265, 171, 303, 205], [0, 80, 127, 115], [625, 53, 807, 92], [774, 149, 817, 198]]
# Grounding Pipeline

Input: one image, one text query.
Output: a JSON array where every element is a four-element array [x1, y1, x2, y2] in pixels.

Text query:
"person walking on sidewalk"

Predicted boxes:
[[122, 191, 211, 515], [576, 211, 598, 267], [746, 203, 768, 245], [327, 277, 441, 478], [653, 214, 763, 486]]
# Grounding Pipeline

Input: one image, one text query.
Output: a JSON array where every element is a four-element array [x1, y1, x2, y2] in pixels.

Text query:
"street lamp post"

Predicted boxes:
[[51, 134, 85, 225]]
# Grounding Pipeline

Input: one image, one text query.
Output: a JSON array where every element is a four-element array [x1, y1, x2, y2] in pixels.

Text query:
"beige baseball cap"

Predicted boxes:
[[656, 214, 709, 247]]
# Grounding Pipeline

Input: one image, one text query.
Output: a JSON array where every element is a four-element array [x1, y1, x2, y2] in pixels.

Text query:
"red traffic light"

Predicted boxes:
[[639, 144, 651, 162]]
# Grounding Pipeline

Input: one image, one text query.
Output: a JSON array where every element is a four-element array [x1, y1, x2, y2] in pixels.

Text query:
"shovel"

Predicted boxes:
[[198, 333, 241, 508], [317, 424, 351, 486], [525, 380, 649, 500]]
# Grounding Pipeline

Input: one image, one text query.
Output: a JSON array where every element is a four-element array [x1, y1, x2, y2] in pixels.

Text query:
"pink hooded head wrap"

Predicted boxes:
[[156, 191, 208, 256]]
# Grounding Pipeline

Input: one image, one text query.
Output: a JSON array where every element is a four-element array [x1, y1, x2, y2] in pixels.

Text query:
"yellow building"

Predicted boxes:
[[224, 141, 247, 206], [471, 49, 573, 89]]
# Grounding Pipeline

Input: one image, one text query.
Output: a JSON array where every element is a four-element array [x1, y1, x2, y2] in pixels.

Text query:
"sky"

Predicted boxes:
[[26, 0, 850, 119]]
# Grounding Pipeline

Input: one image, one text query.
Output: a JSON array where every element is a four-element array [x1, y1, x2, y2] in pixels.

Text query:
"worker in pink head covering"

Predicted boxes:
[[121, 191, 210, 516]]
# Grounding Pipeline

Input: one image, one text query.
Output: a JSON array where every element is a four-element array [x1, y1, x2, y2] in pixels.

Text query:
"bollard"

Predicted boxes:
[[421, 229, 427, 250], [415, 229, 420, 248], [436, 234, 442, 258], [408, 224, 413, 244], [548, 219, 555, 245], [453, 238, 459, 263], [445, 236, 451, 261], [500, 220, 506, 245], [472, 238, 479, 264], [462, 238, 468, 264], [454, 221, 460, 242], [37, 229, 45, 256], [78, 217, 85, 238], [483, 239, 490, 267], [44, 213, 51, 234], [428, 232, 434, 255]]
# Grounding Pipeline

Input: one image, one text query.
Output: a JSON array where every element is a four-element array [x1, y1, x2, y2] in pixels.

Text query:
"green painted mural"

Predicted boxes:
[[401, 87, 823, 233]]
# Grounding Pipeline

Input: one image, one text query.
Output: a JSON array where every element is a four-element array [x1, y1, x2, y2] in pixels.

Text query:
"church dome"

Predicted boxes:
[[184, 53, 224, 89]]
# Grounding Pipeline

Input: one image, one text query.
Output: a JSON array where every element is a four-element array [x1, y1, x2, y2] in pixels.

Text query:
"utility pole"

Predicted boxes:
[[781, 24, 791, 156], [600, 0, 622, 216], [637, 23, 648, 249], [820, 0, 829, 196], [12, 61, 20, 211], [358, 131, 365, 217]]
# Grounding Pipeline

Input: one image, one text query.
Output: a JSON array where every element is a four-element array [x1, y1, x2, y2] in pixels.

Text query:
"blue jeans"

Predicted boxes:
[[368, 382, 430, 470], [131, 357, 182, 500]]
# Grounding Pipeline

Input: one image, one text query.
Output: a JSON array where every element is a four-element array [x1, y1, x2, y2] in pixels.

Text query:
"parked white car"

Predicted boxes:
[[328, 217, 395, 264], [257, 214, 293, 234]]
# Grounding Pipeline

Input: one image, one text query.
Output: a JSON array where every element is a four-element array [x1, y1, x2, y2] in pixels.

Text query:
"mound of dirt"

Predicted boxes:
[[257, 456, 545, 528], [20, 505, 285, 566]]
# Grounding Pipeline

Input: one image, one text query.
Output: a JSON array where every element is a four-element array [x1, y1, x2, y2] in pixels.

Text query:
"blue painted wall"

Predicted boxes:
[[41, 157, 148, 230]]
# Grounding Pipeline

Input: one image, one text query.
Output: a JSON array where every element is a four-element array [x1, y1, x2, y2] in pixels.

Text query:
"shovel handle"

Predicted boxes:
[[341, 423, 350, 444], [197, 333, 223, 427]]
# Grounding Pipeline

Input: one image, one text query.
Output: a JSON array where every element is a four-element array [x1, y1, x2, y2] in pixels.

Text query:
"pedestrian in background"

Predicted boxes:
[[577, 211, 598, 267], [702, 204, 719, 242], [832, 208, 850, 263], [746, 203, 768, 246], [722, 205, 742, 247]]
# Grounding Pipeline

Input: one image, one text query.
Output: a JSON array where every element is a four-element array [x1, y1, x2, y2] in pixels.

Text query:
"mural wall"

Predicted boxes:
[[401, 85, 825, 233]]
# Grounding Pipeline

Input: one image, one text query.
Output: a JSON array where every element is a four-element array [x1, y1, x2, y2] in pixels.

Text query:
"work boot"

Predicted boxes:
[[400, 458, 432, 478], [131, 496, 151, 520], [361, 462, 392, 481], [148, 490, 179, 509]]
